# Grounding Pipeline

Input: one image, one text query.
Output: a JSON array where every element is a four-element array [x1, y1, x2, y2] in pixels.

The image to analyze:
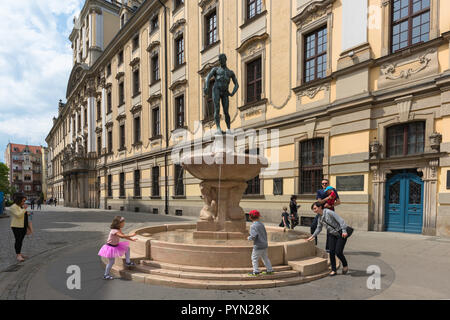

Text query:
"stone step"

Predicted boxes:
[[133, 264, 300, 281], [115, 269, 330, 289], [288, 256, 329, 276], [141, 260, 292, 274]]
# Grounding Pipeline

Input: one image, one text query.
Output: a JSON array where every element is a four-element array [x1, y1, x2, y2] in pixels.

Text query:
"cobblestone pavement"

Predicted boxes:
[[0, 206, 449, 300]]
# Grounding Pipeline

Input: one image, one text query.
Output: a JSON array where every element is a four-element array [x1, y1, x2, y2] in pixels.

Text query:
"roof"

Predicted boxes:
[[8, 143, 42, 155]]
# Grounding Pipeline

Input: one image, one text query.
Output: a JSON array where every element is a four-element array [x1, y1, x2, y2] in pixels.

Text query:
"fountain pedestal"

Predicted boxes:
[[181, 133, 267, 240]]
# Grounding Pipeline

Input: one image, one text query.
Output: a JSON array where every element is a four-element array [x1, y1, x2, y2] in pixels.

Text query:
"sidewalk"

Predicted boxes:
[[1, 207, 449, 299]]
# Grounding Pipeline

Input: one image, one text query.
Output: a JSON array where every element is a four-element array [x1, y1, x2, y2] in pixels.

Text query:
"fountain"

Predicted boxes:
[[102, 133, 336, 289], [102, 54, 335, 289]]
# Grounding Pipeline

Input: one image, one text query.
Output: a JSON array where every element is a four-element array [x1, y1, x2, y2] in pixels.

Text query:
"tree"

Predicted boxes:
[[0, 163, 12, 196]]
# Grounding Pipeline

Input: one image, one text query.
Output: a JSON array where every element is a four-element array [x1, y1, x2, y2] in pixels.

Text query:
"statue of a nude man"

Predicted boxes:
[[203, 54, 239, 135]]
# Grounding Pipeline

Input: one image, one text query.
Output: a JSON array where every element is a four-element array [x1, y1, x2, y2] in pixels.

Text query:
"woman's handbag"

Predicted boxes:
[[323, 214, 354, 238]]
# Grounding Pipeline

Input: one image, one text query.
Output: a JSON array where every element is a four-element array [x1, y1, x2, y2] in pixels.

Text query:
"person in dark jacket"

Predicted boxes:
[[279, 206, 290, 230], [289, 195, 300, 229]]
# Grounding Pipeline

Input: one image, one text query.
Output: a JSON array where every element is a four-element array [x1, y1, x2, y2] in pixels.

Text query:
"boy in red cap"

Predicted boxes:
[[247, 210, 274, 276]]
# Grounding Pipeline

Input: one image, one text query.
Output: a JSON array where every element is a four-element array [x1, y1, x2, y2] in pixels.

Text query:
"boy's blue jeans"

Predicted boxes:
[[251, 248, 273, 273]]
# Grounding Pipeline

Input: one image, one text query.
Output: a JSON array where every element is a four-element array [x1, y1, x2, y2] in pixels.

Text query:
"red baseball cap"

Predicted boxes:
[[249, 210, 261, 218]]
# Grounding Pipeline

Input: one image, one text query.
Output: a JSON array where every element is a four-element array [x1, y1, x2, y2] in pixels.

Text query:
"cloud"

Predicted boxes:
[[0, 0, 83, 162]]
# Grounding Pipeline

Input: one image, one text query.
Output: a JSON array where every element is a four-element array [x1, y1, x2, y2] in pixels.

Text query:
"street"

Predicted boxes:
[[0, 206, 449, 300]]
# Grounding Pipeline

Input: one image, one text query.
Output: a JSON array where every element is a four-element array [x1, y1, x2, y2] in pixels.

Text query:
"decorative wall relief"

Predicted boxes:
[[379, 48, 438, 89]]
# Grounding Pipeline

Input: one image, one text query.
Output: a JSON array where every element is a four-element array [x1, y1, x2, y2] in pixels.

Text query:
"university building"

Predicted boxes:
[[45, 0, 450, 237], [4, 143, 43, 199]]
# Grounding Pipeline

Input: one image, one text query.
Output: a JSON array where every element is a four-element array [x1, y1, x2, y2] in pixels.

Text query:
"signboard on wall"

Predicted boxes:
[[336, 175, 365, 191]]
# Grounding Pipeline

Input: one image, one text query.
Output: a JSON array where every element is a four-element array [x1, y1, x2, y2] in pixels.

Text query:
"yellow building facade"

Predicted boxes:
[[46, 0, 450, 237]]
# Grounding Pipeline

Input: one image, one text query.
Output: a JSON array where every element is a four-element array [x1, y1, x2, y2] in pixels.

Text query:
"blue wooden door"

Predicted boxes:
[[386, 173, 423, 234]]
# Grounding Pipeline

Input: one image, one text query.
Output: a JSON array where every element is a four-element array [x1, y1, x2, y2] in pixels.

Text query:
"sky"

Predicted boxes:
[[0, 0, 84, 163]]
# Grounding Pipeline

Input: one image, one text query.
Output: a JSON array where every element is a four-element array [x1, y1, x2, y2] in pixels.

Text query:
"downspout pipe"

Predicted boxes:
[[157, 0, 169, 215]]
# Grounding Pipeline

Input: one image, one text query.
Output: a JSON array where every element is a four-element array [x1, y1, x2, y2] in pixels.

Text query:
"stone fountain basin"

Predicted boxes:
[[181, 153, 268, 181], [129, 224, 318, 268]]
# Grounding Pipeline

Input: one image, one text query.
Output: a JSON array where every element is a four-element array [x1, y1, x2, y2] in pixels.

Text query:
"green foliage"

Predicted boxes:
[[0, 163, 12, 196]]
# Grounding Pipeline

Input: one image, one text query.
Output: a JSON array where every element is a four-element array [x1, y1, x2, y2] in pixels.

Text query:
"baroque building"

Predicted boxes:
[[46, 0, 450, 237], [5, 143, 43, 199]]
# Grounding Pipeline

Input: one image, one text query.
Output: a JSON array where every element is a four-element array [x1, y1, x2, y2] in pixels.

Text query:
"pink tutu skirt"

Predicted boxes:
[[98, 242, 129, 258]]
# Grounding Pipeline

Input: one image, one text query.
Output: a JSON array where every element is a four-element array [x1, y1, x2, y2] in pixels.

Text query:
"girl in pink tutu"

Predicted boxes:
[[98, 216, 137, 280]]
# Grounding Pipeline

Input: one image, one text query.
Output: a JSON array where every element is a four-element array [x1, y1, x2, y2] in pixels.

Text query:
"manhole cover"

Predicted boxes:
[[47, 242, 68, 245], [3, 264, 23, 272]]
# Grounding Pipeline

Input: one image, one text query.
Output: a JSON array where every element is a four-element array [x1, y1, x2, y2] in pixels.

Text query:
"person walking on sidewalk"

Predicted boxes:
[[307, 202, 349, 276], [289, 195, 300, 229], [279, 206, 290, 230], [247, 210, 274, 276], [9, 193, 32, 262], [98, 216, 137, 280]]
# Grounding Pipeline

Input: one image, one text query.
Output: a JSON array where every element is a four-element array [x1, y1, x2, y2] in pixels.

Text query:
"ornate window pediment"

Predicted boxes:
[[147, 41, 160, 53], [292, 0, 335, 28], [199, 0, 218, 14], [237, 33, 269, 56], [130, 57, 140, 67], [170, 18, 186, 35]]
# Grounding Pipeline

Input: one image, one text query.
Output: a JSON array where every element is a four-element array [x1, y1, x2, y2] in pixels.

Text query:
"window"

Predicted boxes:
[[175, 95, 185, 128], [247, 0, 263, 20], [119, 124, 125, 150], [118, 81, 125, 105], [151, 54, 160, 83], [97, 136, 102, 155], [78, 115, 81, 131], [174, 0, 184, 11], [205, 10, 217, 47], [133, 69, 140, 96], [84, 108, 87, 126], [174, 164, 184, 196], [107, 63, 111, 76], [304, 26, 327, 83], [107, 91, 112, 114], [386, 122, 425, 157], [97, 101, 101, 120], [134, 116, 141, 144], [152, 107, 161, 137], [175, 35, 184, 67], [152, 166, 160, 196], [107, 175, 112, 197], [118, 50, 124, 66], [108, 130, 113, 153], [246, 57, 262, 103], [273, 178, 283, 195], [150, 16, 159, 33], [120, 14, 125, 28], [245, 149, 261, 195], [132, 34, 139, 51], [300, 138, 324, 194], [391, 0, 430, 53], [205, 78, 215, 121], [119, 172, 125, 197], [134, 170, 141, 197]]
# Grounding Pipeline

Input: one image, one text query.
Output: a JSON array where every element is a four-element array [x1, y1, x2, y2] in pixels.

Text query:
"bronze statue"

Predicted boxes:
[[204, 54, 239, 135]]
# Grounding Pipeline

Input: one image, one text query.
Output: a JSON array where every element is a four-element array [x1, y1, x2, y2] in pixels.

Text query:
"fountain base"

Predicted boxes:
[[194, 220, 248, 239]]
